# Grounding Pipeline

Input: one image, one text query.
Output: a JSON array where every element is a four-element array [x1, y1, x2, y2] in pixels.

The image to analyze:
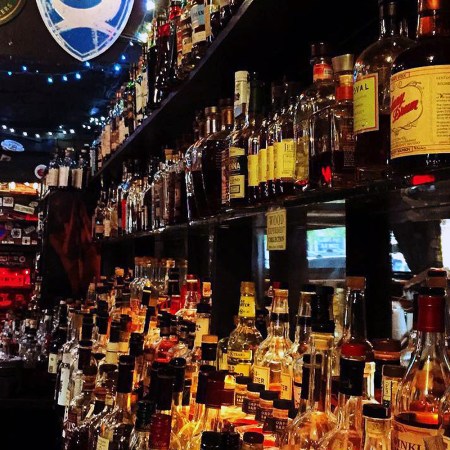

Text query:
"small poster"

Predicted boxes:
[[266, 208, 287, 251]]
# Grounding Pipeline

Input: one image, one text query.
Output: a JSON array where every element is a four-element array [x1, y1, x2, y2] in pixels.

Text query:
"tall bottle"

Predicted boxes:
[[203, 98, 234, 215], [392, 287, 450, 447], [227, 281, 263, 377], [129, 400, 155, 450], [294, 42, 335, 191], [353, 0, 413, 182], [391, 0, 450, 177], [253, 289, 293, 398]]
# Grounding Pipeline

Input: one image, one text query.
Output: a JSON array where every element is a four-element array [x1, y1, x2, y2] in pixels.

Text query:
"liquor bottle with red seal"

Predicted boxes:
[[391, 287, 450, 448]]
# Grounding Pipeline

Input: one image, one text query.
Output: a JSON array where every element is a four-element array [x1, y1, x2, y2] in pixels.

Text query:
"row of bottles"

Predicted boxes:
[[37, 259, 450, 449]]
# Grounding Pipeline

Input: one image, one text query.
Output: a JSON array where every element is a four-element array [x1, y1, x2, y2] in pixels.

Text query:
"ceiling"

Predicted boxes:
[[0, 0, 147, 148]]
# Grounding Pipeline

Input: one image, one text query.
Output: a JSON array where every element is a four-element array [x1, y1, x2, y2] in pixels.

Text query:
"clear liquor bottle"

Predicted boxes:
[[253, 289, 293, 398], [294, 42, 335, 191], [169, 357, 189, 433], [392, 287, 450, 447], [46, 150, 60, 190], [129, 400, 155, 450], [227, 281, 263, 377], [354, 0, 413, 182]]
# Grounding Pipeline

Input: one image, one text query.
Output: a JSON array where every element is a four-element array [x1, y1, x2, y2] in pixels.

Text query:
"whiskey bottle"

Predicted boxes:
[[203, 99, 233, 215], [191, 0, 208, 62], [178, 0, 195, 80], [391, 0, 450, 178], [46, 150, 59, 190], [354, 0, 413, 182], [220, 0, 232, 29], [166, 0, 183, 89], [153, 7, 171, 106], [294, 42, 335, 191], [392, 287, 450, 447], [274, 81, 299, 196], [362, 404, 391, 450], [227, 281, 263, 377]]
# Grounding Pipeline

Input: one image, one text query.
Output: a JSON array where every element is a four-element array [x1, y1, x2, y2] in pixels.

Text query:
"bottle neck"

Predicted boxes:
[[379, 10, 403, 37], [172, 391, 184, 408], [294, 315, 311, 345], [311, 334, 334, 415], [363, 363, 376, 402], [418, 9, 450, 38], [336, 392, 363, 433], [347, 290, 368, 341], [238, 316, 257, 327], [193, 402, 206, 422], [116, 392, 132, 414], [201, 405, 222, 432], [184, 290, 199, 309], [415, 329, 447, 357], [268, 316, 290, 339], [221, 108, 234, 131], [312, 58, 333, 83]]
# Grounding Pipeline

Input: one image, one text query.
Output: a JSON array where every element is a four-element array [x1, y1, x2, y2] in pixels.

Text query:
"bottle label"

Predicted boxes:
[[366, 420, 388, 435], [48, 353, 58, 374], [58, 167, 70, 187], [235, 391, 246, 406], [246, 398, 259, 415], [228, 362, 251, 377], [392, 420, 442, 450], [295, 134, 309, 183], [103, 219, 111, 238], [293, 381, 302, 409], [238, 295, 255, 318], [194, 317, 210, 347], [191, 4, 206, 44], [313, 63, 333, 82], [96, 436, 110, 450], [267, 145, 275, 180], [274, 417, 289, 434], [253, 365, 270, 389], [46, 168, 59, 187], [354, 73, 379, 134], [229, 146, 246, 199], [105, 343, 119, 364], [274, 139, 295, 179], [247, 154, 259, 187], [228, 350, 252, 360], [259, 148, 267, 183], [235, 75, 250, 118], [390, 65, 450, 159], [280, 373, 293, 400], [382, 377, 400, 409], [57, 366, 70, 406], [95, 223, 105, 236], [72, 168, 83, 189]]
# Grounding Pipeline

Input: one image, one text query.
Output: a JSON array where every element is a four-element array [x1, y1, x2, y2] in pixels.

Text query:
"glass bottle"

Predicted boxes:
[[319, 357, 365, 450], [253, 289, 293, 398], [176, 278, 200, 323], [227, 281, 263, 377], [93, 189, 107, 240], [200, 431, 222, 450], [117, 161, 132, 237], [362, 404, 391, 450], [169, 357, 189, 434], [392, 287, 450, 447], [310, 53, 356, 188], [153, 7, 171, 106], [129, 400, 155, 450], [59, 147, 76, 189], [154, 316, 176, 363], [242, 432, 264, 450], [294, 42, 335, 191], [177, 0, 195, 80], [354, 0, 413, 182], [162, 149, 175, 226], [391, 0, 450, 177], [191, 0, 208, 62], [274, 81, 298, 196], [219, 0, 232, 29], [203, 99, 233, 215], [46, 150, 60, 190], [96, 355, 135, 449], [165, 0, 183, 90]]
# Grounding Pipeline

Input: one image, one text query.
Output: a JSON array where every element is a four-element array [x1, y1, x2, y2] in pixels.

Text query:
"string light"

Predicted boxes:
[[75, 73, 82, 80], [47, 76, 54, 84]]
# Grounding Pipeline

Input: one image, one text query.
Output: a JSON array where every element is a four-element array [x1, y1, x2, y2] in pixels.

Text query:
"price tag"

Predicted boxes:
[[267, 208, 286, 251], [96, 436, 110, 450]]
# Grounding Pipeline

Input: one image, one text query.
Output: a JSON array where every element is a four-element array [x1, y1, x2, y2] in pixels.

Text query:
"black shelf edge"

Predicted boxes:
[[0, 244, 39, 250], [89, 0, 255, 186]]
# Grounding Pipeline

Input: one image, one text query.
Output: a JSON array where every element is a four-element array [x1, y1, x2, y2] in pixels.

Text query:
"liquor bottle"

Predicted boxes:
[[93, 189, 107, 240], [281, 353, 336, 450], [147, 17, 159, 111], [92, 311, 108, 364], [59, 147, 76, 189], [96, 355, 135, 449], [391, 0, 450, 177], [362, 404, 391, 450], [310, 54, 356, 188], [178, 0, 195, 80], [253, 289, 293, 398], [294, 42, 335, 191], [165, 0, 183, 89], [176, 277, 200, 323], [203, 99, 233, 215], [242, 432, 264, 450], [162, 149, 175, 226], [46, 150, 59, 190], [220, 0, 232, 29], [208, 0, 221, 40], [274, 81, 298, 196], [392, 287, 450, 447], [229, 72, 262, 207], [230, 0, 243, 15], [153, 7, 171, 106], [48, 301, 68, 380], [319, 356, 365, 450], [169, 357, 189, 433], [191, 0, 208, 62], [152, 161, 165, 230], [200, 432, 222, 450], [129, 400, 155, 450], [353, 0, 413, 182], [173, 152, 186, 224], [266, 83, 285, 198], [247, 78, 267, 204], [227, 281, 263, 377], [64, 365, 97, 447], [155, 316, 176, 363]]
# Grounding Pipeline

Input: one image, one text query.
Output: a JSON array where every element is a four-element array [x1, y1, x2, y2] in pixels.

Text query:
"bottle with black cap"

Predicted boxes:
[[200, 431, 222, 450], [103, 320, 121, 366], [169, 357, 189, 433], [193, 303, 212, 356], [179, 364, 216, 448], [294, 42, 335, 192], [253, 288, 293, 399], [220, 431, 240, 450], [129, 400, 156, 450], [362, 404, 391, 450], [130, 332, 145, 405], [319, 356, 365, 449], [97, 355, 135, 448], [92, 309, 108, 364], [48, 300, 68, 378]]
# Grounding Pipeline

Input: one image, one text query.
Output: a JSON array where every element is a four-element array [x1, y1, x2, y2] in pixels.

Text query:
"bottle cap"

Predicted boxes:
[[241, 281, 255, 295], [168, 357, 186, 393], [117, 355, 135, 394], [363, 403, 390, 419], [220, 432, 240, 450], [205, 106, 218, 115], [243, 432, 264, 444], [129, 333, 144, 357], [273, 399, 292, 410], [341, 342, 367, 358], [235, 376, 252, 385], [300, 284, 317, 293], [260, 390, 279, 401], [109, 321, 121, 342], [197, 303, 211, 314], [332, 54, 354, 73], [419, 0, 450, 12], [417, 288, 446, 332], [96, 313, 109, 335], [82, 364, 98, 377], [202, 335, 218, 344], [382, 364, 406, 379], [201, 431, 222, 449], [235, 70, 249, 82], [156, 368, 175, 410], [273, 289, 289, 298], [247, 382, 265, 393]]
